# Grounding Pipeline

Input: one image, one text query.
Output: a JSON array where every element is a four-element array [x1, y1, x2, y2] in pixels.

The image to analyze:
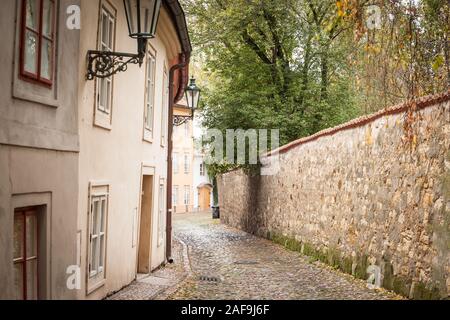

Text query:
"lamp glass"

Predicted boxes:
[[185, 77, 201, 111], [124, 0, 161, 39]]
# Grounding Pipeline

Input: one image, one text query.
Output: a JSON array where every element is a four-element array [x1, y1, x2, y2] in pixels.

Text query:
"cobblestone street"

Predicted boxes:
[[107, 239, 189, 300], [168, 212, 401, 300]]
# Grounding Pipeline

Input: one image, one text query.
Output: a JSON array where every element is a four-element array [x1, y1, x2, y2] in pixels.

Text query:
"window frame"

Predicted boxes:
[[184, 122, 190, 137], [160, 65, 168, 147], [88, 195, 107, 279], [172, 185, 178, 206], [94, 1, 116, 130], [13, 207, 39, 300], [184, 153, 190, 174], [97, 4, 115, 114], [157, 179, 165, 247], [173, 153, 179, 174], [19, 0, 57, 87], [200, 163, 205, 176], [184, 185, 190, 206], [86, 182, 109, 294], [143, 45, 157, 141]]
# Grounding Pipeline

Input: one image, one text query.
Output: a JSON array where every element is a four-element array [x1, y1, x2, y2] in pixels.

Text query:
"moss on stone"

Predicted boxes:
[[327, 248, 343, 269], [443, 170, 450, 197], [265, 231, 445, 299], [382, 261, 395, 291], [339, 256, 354, 275], [267, 232, 362, 278], [353, 254, 370, 280], [411, 282, 442, 300], [392, 275, 412, 297], [302, 242, 318, 257]]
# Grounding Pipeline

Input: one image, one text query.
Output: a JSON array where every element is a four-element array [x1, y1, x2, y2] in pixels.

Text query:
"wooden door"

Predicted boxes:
[[199, 187, 211, 211], [138, 175, 153, 273]]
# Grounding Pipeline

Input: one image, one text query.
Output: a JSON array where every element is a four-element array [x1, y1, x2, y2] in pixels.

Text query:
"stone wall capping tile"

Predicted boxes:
[[264, 90, 450, 158]]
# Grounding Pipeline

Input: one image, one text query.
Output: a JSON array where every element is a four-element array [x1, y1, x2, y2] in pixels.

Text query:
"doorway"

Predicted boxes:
[[198, 184, 212, 212], [138, 175, 153, 274]]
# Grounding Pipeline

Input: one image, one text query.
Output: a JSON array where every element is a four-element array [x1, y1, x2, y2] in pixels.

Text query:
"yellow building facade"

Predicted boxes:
[[172, 103, 195, 213]]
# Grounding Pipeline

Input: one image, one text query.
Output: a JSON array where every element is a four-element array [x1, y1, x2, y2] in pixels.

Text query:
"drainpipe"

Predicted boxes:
[[166, 52, 190, 263]]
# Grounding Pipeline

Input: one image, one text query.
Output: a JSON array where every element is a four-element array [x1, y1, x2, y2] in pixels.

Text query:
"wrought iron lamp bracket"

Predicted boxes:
[[173, 115, 193, 126], [86, 50, 145, 80]]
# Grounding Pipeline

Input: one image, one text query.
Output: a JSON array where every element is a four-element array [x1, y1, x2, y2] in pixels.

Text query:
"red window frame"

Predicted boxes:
[[13, 208, 39, 300], [19, 0, 56, 87]]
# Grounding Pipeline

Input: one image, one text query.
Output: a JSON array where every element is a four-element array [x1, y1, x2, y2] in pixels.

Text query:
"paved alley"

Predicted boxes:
[[168, 212, 400, 300], [108, 212, 401, 300]]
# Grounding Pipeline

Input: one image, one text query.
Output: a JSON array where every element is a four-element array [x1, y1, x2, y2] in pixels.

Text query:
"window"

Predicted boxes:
[[157, 180, 165, 247], [13, 208, 39, 300], [200, 163, 205, 176], [93, 2, 116, 130], [161, 67, 168, 146], [144, 47, 156, 136], [184, 122, 190, 137], [20, 0, 56, 86], [88, 195, 107, 278], [172, 186, 179, 206], [96, 5, 115, 115], [184, 153, 190, 174], [86, 184, 109, 294], [132, 208, 138, 248], [184, 186, 190, 205], [173, 153, 179, 174]]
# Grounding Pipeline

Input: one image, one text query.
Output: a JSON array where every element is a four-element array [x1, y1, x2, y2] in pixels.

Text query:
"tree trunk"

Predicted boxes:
[[298, 34, 312, 110], [320, 48, 329, 101]]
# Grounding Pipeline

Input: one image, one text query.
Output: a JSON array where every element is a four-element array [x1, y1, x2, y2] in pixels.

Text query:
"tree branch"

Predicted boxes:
[[242, 29, 273, 65]]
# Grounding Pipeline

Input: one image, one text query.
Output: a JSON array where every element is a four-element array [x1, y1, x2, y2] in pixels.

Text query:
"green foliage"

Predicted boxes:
[[183, 0, 449, 175]]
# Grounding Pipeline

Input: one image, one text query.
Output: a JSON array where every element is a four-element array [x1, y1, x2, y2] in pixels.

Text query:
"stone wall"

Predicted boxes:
[[218, 93, 450, 299]]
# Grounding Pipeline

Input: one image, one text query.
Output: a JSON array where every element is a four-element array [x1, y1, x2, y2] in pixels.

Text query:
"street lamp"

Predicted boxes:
[[173, 76, 201, 126], [185, 77, 201, 112], [86, 0, 162, 80]]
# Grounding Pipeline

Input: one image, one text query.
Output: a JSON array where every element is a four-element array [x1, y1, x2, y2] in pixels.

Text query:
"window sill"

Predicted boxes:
[[19, 73, 53, 89], [94, 111, 113, 131], [93, 122, 112, 131], [143, 128, 153, 144], [87, 278, 106, 295], [13, 80, 59, 108]]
